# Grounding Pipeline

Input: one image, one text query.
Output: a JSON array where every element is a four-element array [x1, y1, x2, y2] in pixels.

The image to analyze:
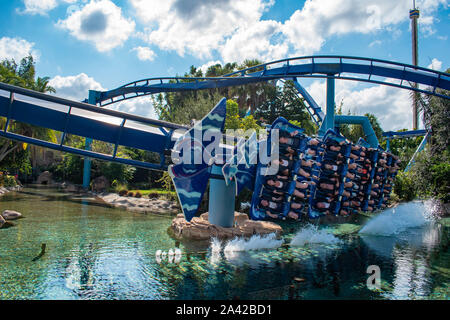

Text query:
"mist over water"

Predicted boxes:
[[359, 201, 432, 236]]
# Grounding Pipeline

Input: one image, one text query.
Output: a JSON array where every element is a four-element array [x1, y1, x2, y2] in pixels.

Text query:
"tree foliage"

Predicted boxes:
[[0, 55, 56, 174], [254, 80, 317, 135], [409, 76, 450, 203]]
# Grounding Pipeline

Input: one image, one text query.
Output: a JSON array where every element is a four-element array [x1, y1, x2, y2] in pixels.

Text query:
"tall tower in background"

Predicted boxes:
[[410, 1, 420, 130]]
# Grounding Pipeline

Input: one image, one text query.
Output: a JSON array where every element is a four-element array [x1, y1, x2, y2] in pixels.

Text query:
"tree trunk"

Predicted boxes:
[[0, 140, 19, 162]]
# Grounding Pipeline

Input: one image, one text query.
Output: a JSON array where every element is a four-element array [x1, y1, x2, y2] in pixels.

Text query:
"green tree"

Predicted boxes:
[[409, 73, 450, 202], [225, 99, 241, 130], [0, 56, 56, 171], [254, 80, 317, 135]]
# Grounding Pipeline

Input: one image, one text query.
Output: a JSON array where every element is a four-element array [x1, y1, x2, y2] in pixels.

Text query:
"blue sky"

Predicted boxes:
[[0, 0, 448, 130]]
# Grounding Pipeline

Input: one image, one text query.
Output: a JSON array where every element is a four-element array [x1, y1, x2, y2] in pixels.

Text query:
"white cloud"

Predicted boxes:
[[369, 40, 382, 47], [199, 60, 223, 75], [110, 96, 157, 119], [131, 0, 174, 24], [49, 73, 157, 119], [427, 58, 442, 70], [132, 0, 274, 59], [57, 0, 135, 52], [281, 0, 440, 56], [0, 37, 40, 62], [49, 73, 105, 101], [18, 0, 77, 15], [131, 0, 446, 63], [306, 79, 414, 131], [221, 20, 288, 62], [131, 46, 156, 62]]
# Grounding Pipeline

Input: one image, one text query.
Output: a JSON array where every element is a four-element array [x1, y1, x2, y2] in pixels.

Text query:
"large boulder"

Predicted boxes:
[[0, 215, 13, 229], [65, 183, 79, 192], [91, 176, 109, 192], [2, 210, 22, 220], [36, 171, 53, 185], [171, 212, 282, 240]]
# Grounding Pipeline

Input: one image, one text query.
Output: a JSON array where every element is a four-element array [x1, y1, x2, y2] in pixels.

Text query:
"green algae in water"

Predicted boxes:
[[439, 217, 450, 227], [328, 223, 362, 235]]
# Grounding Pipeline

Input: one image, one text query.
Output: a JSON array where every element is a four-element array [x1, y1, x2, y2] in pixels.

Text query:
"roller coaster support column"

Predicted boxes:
[[82, 90, 96, 189], [318, 75, 336, 136], [208, 165, 236, 227]]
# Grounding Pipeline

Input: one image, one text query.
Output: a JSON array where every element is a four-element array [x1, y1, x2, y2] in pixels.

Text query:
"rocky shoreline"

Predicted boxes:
[[94, 192, 180, 214], [171, 212, 283, 240], [0, 209, 23, 229], [0, 186, 22, 197]]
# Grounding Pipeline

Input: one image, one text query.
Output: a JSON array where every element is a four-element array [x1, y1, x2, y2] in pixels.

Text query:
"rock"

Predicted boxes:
[[234, 212, 249, 225], [36, 171, 53, 185], [91, 176, 109, 192], [171, 211, 282, 240], [0, 215, 14, 229], [65, 183, 79, 192], [240, 220, 282, 237], [95, 192, 180, 214], [2, 210, 23, 220]]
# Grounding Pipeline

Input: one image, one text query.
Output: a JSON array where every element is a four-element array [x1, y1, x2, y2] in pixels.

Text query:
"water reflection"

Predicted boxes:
[[0, 188, 448, 300]]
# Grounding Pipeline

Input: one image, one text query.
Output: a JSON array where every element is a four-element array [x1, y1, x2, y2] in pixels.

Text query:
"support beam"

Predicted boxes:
[[82, 90, 96, 189], [318, 75, 336, 136], [291, 78, 324, 125], [405, 131, 429, 172], [208, 165, 235, 227], [334, 115, 379, 148]]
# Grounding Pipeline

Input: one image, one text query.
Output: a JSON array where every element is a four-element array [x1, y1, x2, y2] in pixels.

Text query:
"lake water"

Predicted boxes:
[[0, 186, 448, 300]]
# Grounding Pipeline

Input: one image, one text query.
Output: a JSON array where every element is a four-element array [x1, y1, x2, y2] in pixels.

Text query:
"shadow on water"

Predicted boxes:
[[0, 188, 448, 300]]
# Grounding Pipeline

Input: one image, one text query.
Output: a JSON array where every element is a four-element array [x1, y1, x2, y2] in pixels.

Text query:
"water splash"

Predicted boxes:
[[210, 238, 222, 253], [359, 201, 431, 236], [290, 224, 341, 246], [223, 233, 284, 252]]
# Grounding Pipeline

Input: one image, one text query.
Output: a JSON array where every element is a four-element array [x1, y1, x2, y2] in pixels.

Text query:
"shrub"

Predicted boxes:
[[428, 162, 450, 202], [134, 191, 142, 198], [118, 189, 128, 196], [393, 172, 416, 202], [127, 191, 134, 197], [111, 180, 128, 193], [0, 175, 17, 187], [148, 192, 159, 199], [97, 162, 135, 186], [411, 152, 450, 203]]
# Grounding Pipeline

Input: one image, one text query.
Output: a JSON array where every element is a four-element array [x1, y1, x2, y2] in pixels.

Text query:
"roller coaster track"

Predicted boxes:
[[0, 56, 448, 173], [97, 56, 450, 114]]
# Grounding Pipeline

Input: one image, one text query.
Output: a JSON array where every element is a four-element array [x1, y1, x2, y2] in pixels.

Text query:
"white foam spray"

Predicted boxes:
[[359, 201, 430, 236], [223, 233, 284, 252], [210, 237, 222, 253], [290, 224, 341, 246]]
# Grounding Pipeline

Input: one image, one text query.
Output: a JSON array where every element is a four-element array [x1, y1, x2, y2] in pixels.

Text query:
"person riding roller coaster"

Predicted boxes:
[[272, 154, 295, 173], [265, 177, 289, 193], [261, 187, 284, 202], [260, 199, 300, 220], [278, 129, 306, 154]]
